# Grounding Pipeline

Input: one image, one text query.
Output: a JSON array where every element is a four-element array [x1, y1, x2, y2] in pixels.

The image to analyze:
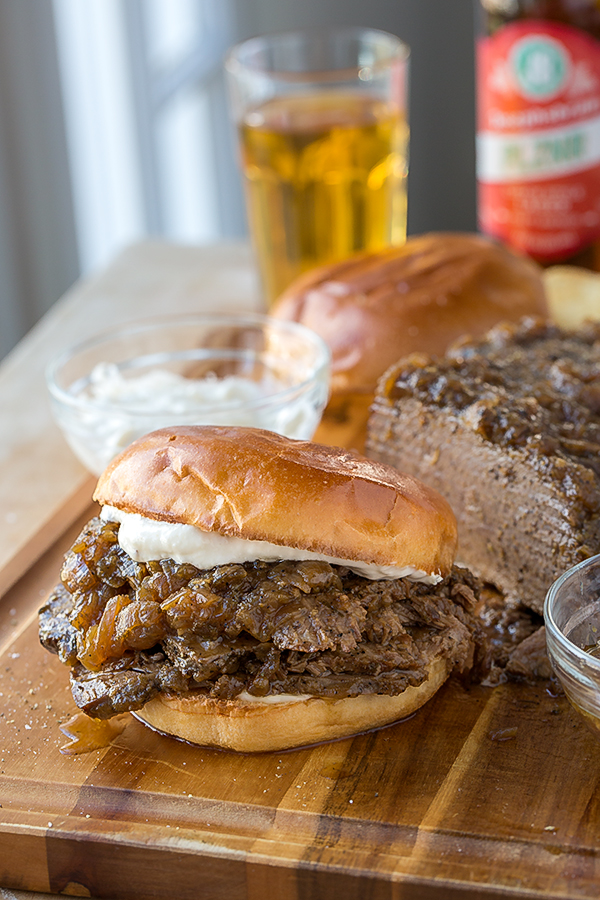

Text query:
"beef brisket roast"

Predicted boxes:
[[366, 318, 600, 614]]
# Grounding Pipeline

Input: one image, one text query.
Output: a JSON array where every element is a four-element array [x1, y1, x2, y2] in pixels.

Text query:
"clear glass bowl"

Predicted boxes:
[[544, 554, 600, 738], [46, 313, 331, 475]]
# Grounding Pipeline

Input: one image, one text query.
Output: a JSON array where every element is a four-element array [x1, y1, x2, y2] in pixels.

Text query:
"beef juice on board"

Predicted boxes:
[[476, 0, 600, 269]]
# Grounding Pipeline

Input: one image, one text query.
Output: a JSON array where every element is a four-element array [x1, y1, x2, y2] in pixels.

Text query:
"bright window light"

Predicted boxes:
[[53, 0, 236, 274], [53, 0, 145, 274]]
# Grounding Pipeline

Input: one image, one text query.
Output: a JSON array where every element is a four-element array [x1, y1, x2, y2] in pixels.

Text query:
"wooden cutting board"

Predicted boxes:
[[1, 491, 600, 900]]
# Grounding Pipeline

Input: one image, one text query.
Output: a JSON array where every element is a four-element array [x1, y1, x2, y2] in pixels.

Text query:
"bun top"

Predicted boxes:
[[272, 232, 547, 395], [93, 425, 457, 579]]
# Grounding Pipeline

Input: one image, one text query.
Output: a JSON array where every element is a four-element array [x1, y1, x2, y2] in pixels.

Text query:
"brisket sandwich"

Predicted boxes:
[[40, 425, 486, 752]]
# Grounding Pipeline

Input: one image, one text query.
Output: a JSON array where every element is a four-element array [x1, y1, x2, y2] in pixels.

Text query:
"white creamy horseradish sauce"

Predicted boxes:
[[69, 364, 321, 475], [101, 506, 441, 584]]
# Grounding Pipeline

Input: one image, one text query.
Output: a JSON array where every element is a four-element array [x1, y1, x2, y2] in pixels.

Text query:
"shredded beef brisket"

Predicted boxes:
[[39, 517, 489, 719]]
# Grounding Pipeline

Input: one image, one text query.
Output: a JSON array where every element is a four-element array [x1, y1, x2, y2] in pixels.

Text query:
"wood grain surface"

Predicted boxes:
[[1, 240, 599, 899], [1, 492, 600, 900]]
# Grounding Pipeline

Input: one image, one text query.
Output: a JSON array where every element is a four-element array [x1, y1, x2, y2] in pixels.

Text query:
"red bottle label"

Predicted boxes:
[[477, 20, 600, 260]]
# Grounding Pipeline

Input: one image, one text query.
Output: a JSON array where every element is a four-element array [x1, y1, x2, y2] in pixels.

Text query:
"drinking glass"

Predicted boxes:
[[226, 27, 410, 306]]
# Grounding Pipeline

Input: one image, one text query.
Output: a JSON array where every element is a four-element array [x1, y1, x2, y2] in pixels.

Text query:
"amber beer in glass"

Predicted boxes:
[[226, 28, 409, 305]]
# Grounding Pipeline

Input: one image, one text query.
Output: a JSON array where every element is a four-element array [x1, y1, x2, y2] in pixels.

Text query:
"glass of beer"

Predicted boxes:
[[226, 27, 410, 306]]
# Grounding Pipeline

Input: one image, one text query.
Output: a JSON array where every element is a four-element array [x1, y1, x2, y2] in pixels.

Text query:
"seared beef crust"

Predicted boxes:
[[39, 517, 488, 719], [367, 318, 600, 612]]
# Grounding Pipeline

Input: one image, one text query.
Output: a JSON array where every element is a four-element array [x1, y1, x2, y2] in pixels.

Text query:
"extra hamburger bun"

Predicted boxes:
[[272, 232, 547, 449], [88, 425, 466, 752], [94, 424, 457, 579]]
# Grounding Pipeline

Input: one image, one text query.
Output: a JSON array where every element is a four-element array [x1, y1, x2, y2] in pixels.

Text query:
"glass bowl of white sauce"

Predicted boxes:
[[46, 313, 331, 474]]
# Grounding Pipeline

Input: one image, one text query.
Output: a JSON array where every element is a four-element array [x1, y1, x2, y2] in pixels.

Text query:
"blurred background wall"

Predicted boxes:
[[0, 0, 476, 361]]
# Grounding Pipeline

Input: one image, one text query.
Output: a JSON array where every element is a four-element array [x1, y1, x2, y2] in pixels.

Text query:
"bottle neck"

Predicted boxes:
[[479, 0, 600, 37]]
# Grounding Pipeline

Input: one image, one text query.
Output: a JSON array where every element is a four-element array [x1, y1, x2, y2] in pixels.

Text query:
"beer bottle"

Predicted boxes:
[[476, 0, 600, 269]]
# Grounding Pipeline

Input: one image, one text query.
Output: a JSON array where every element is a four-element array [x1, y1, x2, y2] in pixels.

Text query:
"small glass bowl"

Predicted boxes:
[[46, 313, 331, 475], [544, 554, 600, 738]]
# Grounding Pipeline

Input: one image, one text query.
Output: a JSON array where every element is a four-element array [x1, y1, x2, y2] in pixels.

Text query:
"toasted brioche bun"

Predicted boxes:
[[272, 232, 547, 398], [94, 425, 457, 579], [134, 656, 450, 752]]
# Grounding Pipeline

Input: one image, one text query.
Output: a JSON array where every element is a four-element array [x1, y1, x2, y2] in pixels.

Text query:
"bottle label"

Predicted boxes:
[[477, 20, 600, 260]]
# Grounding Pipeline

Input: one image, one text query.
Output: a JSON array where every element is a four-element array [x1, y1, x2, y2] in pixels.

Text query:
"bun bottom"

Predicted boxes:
[[133, 656, 450, 752]]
